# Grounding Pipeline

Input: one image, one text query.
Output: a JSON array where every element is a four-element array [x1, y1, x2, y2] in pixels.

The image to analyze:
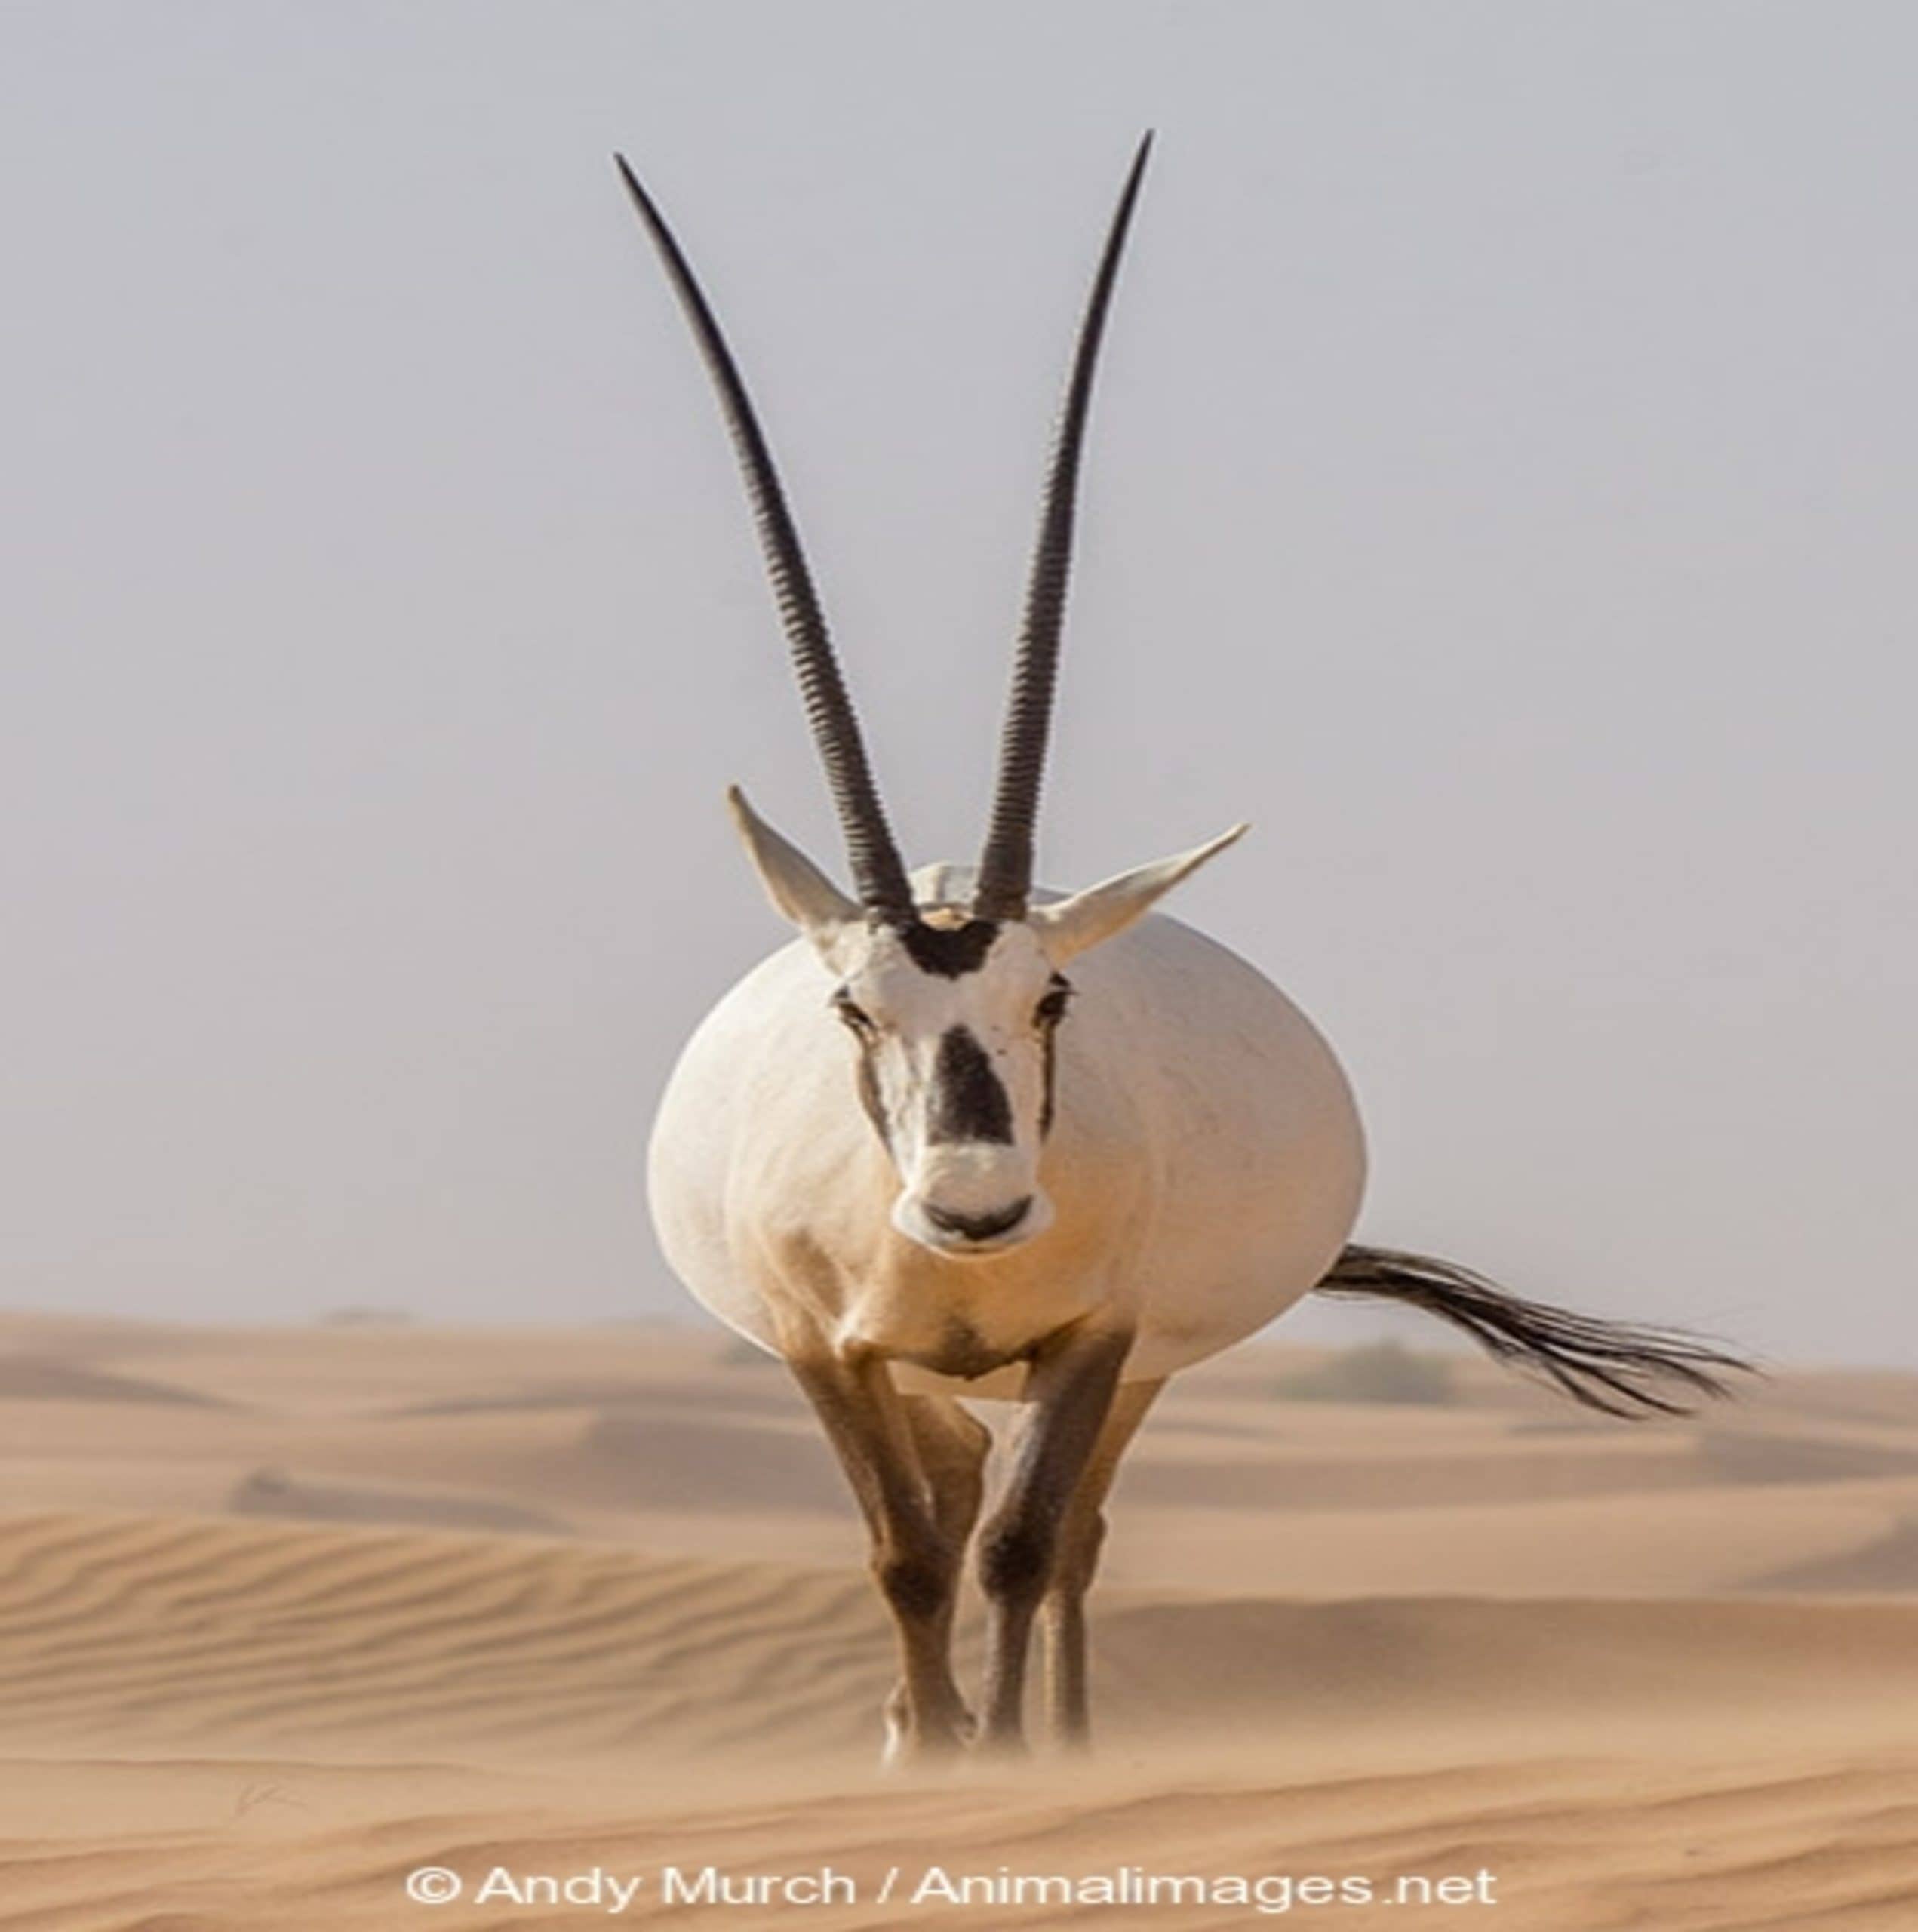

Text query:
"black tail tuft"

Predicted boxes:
[[1314, 1244, 1757, 1419]]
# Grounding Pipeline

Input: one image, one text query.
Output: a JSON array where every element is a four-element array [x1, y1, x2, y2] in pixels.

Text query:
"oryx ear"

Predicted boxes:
[[727, 786, 861, 936], [1029, 823, 1248, 964]]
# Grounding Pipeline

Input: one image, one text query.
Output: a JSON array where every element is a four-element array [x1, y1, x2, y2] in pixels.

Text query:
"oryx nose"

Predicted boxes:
[[922, 1197, 1033, 1243]]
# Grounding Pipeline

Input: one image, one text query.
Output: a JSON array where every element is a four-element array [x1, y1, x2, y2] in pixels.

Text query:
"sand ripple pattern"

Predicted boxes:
[[0, 1509, 882, 1761]]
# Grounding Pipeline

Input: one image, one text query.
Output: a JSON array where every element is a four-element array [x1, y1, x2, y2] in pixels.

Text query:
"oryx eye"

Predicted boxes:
[[1034, 981, 1073, 1028], [831, 989, 876, 1035]]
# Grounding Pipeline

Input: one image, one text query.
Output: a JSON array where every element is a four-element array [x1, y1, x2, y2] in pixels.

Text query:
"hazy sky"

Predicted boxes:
[[3, 3, 1913, 1362]]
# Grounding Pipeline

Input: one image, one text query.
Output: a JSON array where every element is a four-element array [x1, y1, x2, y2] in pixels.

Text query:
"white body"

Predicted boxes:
[[650, 870, 1366, 1399]]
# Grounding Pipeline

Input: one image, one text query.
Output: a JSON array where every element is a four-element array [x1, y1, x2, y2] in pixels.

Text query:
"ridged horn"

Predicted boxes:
[[613, 155, 916, 923], [973, 132, 1153, 922]]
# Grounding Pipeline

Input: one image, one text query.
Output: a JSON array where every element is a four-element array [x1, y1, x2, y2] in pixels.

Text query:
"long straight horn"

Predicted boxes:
[[973, 133, 1153, 922], [613, 156, 916, 924]]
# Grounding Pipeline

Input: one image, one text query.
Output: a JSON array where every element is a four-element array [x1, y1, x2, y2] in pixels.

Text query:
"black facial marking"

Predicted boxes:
[[853, 1044, 891, 1151], [1034, 972, 1073, 1026], [927, 1025, 1014, 1145], [900, 918, 999, 978], [1037, 973, 1070, 1138], [831, 988, 874, 1034]]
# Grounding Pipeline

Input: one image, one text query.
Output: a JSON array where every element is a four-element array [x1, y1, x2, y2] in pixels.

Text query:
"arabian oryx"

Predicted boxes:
[[626, 137, 1745, 1765]]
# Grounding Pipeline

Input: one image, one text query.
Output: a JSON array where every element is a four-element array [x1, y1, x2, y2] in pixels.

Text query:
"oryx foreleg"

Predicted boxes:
[[1041, 1375, 1162, 1751], [884, 1394, 990, 1749], [785, 1351, 974, 1765], [976, 1321, 1133, 1754]]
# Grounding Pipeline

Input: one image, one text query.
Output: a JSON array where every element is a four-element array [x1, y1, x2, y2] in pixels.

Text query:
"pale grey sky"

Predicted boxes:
[[2, 2, 1912, 1361]]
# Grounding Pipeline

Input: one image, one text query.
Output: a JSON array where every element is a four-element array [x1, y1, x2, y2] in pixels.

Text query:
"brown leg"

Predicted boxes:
[[884, 1395, 989, 1753], [785, 1352, 973, 1766], [976, 1322, 1133, 1755], [1041, 1376, 1163, 1751]]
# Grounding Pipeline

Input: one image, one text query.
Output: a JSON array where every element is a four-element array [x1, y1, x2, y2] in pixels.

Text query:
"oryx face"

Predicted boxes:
[[831, 915, 1065, 1255], [727, 790, 1245, 1260]]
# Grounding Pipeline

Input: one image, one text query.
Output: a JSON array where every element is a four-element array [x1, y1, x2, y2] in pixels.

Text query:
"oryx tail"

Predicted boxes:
[[1316, 1244, 1756, 1417]]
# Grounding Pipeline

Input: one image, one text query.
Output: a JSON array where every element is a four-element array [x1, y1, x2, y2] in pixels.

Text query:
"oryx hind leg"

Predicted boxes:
[[1041, 1375, 1163, 1752], [784, 1351, 974, 1767]]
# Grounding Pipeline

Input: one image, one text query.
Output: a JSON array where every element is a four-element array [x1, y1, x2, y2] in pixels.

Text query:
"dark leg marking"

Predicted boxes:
[[1041, 1377, 1163, 1750], [783, 1349, 973, 1764], [976, 1324, 1133, 1755]]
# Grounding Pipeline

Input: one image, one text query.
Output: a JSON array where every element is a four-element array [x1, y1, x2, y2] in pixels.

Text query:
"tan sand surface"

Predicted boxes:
[[0, 1315, 1909, 1927]]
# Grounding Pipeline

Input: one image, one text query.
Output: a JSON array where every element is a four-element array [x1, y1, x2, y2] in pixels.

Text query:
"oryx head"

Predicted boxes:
[[619, 137, 1242, 1257]]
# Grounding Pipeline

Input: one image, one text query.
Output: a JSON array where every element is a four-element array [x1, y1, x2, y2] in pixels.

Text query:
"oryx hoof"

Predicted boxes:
[[881, 1688, 975, 1773]]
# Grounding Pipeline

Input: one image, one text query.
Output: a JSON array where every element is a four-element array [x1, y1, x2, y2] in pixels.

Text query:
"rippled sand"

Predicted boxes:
[[0, 1311, 1910, 1927]]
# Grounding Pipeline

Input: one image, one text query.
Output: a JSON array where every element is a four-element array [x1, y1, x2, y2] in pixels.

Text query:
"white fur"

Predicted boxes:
[[648, 838, 1365, 1400]]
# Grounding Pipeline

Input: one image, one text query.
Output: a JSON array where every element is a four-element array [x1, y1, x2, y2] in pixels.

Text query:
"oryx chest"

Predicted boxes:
[[832, 1253, 1113, 1380]]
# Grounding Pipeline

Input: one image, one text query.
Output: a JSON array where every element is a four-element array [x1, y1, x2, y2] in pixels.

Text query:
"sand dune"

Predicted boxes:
[[0, 1353, 230, 1407], [8, 1743, 1914, 1930], [1120, 1426, 1918, 1512], [4, 1505, 1913, 1764], [0, 1503, 1912, 1927], [1749, 1515, 1918, 1593], [0, 1317, 1910, 1926], [229, 1466, 573, 1537]]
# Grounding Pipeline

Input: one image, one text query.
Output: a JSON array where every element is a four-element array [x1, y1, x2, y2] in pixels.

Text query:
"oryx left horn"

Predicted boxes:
[[974, 132, 1153, 923], [615, 156, 917, 924]]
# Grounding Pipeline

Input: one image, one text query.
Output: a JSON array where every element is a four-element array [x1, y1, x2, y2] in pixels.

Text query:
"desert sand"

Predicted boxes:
[[0, 1309, 1911, 1927]]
